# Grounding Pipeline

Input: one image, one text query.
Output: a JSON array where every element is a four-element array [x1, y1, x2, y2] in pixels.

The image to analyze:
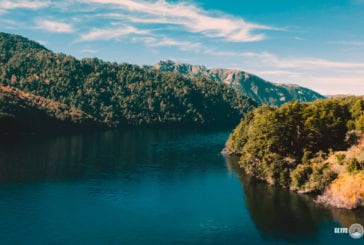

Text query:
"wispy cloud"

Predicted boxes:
[[197, 49, 364, 94], [81, 23, 201, 52], [215, 51, 364, 70], [81, 0, 278, 42], [264, 54, 364, 70], [136, 36, 203, 51], [301, 75, 364, 95], [80, 25, 149, 41], [0, 0, 49, 13], [35, 19, 74, 33], [245, 65, 364, 95], [250, 70, 302, 77]]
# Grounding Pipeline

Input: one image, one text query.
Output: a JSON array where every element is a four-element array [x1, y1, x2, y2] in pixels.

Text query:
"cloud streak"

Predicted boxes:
[[262, 53, 364, 70], [211, 51, 364, 70], [80, 25, 149, 41], [0, 0, 49, 13], [82, 0, 277, 42], [135, 36, 203, 51], [1, 0, 363, 95], [35, 19, 74, 33], [199, 50, 364, 94]]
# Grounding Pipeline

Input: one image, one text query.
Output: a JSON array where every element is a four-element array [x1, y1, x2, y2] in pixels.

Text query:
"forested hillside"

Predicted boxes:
[[225, 97, 364, 208], [0, 85, 103, 133], [0, 32, 258, 132]]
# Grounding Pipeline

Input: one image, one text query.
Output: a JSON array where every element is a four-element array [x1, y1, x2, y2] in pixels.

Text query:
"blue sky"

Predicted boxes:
[[1, 0, 364, 95]]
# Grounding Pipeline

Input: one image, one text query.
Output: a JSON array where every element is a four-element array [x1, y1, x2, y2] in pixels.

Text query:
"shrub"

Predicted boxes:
[[317, 172, 364, 209], [307, 163, 337, 193], [355, 115, 364, 132], [291, 163, 313, 190]]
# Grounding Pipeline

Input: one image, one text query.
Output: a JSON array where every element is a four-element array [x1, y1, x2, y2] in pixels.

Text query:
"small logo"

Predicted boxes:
[[348, 223, 364, 239]]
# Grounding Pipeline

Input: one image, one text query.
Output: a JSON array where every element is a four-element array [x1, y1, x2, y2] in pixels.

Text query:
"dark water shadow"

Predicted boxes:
[[224, 155, 364, 243], [0, 128, 229, 184]]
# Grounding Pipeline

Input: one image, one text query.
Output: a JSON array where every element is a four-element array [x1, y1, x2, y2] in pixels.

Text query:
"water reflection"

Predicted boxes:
[[0, 128, 228, 184], [224, 155, 364, 243], [1, 129, 364, 244]]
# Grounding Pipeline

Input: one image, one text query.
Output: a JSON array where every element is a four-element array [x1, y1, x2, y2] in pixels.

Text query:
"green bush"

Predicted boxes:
[[291, 163, 313, 189], [307, 163, 337, 192], [355, 115, 364, 132]]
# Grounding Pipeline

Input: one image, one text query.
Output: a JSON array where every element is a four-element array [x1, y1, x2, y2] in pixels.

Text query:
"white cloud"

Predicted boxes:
[[264, 54, 364, 70], [202, 49, 260, 58], [0, 0, 49, 12], [301, 76, 364, 95], [214, 51, 364, 70], [197, 50, 364, 95], [128, 35, 204, 52], [251, 70, 302, 77], [144, 37, 203, 51], [247, 66, 364, 95], [80, 25, 149, 41], [82, 0, 278, 42], [35, 19, 74, 33]]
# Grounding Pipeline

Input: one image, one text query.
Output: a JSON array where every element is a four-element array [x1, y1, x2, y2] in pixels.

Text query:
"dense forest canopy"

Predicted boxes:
[[0, 32, 258, 132], [225, 97, 364, 201]]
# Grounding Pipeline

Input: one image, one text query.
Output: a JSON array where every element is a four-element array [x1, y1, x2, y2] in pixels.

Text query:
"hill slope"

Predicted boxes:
[[0, 32, 258, 132], [0, 85, 102, 133], [224, 96, 364, 208], [154, 60, 325, 106]]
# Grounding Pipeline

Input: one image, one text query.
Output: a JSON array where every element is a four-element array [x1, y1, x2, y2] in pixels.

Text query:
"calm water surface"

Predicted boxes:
[[0, 129, 363, 244]]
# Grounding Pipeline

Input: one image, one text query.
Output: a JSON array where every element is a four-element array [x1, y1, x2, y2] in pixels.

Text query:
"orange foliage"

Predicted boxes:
[[317, 172, 364, 209]]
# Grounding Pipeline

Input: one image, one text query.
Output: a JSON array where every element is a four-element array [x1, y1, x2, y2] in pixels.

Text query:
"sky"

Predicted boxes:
[[0, 0, 364, 95]]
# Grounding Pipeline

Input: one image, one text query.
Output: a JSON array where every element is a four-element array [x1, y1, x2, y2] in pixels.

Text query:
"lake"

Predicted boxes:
[[0, 129, 363, 244]]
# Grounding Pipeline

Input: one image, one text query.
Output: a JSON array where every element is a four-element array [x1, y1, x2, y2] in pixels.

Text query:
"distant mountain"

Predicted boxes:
[[0, 32, 258, 133], [154, 60, 325, 106]]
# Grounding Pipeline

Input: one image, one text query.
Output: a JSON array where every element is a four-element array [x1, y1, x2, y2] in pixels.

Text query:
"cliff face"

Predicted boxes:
[[154, 60, 325, 106]]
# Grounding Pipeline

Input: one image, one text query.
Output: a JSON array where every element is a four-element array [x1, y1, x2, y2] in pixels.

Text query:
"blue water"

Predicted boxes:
[[0, 129, 363, 244]]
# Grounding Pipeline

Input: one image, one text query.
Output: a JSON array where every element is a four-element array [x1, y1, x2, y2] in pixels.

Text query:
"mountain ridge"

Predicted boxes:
[[153, 60, 325, 106]]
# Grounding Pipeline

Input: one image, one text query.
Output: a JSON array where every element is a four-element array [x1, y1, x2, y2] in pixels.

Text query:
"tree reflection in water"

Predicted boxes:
[[224, 155, 364, 243]]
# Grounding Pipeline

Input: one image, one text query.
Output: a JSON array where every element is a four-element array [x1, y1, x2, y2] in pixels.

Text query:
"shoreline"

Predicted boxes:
[[222, 146, 364, 210]]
